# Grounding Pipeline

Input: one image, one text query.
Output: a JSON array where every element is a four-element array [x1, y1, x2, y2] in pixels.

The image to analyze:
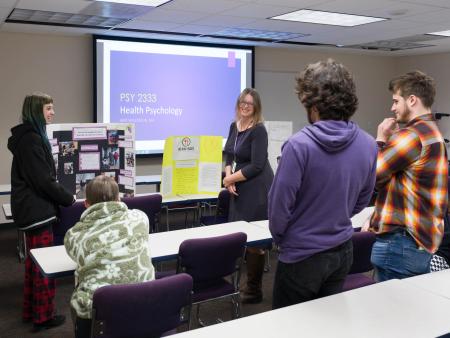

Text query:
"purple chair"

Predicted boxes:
[[53, 201, 86, 245], [91, 273, 193, 338], [177, 232, 247, 327], [122, 194, 162, 233], [200, 189, 230, 226], [342, 231, 376, 291]]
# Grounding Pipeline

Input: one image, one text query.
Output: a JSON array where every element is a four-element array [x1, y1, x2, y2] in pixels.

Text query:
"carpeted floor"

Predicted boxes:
[[0, 221, 277, 338]]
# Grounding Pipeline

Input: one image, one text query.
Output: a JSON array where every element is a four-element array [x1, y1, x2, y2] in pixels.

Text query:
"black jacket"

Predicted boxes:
[[8, 123, 74, 231]]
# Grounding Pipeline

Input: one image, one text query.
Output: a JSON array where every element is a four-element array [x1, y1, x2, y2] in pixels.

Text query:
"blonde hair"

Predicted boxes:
[[86, 175, 119, 205], [234, 88, 263, 125]]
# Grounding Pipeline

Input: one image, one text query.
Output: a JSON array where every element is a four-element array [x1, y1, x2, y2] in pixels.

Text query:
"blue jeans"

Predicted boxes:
[[371, 230, 432, 282]]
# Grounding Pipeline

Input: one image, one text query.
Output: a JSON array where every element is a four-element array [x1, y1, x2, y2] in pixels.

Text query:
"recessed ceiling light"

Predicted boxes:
[[93, 0, 170, 6], [427, 30, 450, 37], [271, 9, 387, 27]]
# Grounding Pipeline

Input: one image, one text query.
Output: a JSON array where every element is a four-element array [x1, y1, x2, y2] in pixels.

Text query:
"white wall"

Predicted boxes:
[[255, 47, 395, 136]]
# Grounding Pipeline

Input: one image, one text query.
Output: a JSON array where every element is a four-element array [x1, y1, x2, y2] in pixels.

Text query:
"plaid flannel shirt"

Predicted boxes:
[[370, 113, 448, 253]]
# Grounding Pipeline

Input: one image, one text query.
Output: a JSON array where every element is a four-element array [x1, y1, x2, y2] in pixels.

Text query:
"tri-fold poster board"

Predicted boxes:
[[46, 123, 136, 198], [161, 135, 222, 197]]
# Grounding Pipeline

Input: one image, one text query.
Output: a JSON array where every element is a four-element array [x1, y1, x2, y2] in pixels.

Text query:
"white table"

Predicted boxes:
[[149, 221, 271, 261], [0, 184, 11, 196], [135, 175, 161, 185], [2, 203, 12, 219], [402, 269, 450, 300], [250, 206, 375, 230], [30, 221, 272, 278], [173, 279, 450, 338]]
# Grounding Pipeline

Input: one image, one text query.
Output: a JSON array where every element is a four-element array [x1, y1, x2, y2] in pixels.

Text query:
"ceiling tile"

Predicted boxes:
[[162, 0, 245, 13], [137, 8, 207, 23], [394, 8, 450, 24], [255, 0, 331, 7], [220, 3, 298, 19], [168, 23, 221, 35], [394, 0, 450, 9], [0, 7, 12, 21], [117, 19, 181, 31], [190, 14, 257, 27]]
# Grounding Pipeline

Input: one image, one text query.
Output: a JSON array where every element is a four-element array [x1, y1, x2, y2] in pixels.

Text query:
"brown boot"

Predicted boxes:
[[241, 250, 265, 304]]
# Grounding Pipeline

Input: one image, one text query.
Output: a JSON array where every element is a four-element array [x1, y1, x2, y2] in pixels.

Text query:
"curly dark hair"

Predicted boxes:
[[295, 59, 358, 122], [388, 70, 435, 108]]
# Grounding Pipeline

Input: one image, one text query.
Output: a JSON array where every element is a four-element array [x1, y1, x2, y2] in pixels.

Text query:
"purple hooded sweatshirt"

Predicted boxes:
[[268, 120, 377, 263]]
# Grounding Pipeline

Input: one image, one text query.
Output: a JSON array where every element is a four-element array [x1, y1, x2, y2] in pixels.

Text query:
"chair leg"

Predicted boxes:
[[17, 230, 26, 263], [165, 206, 170, 231], [231, 294, 241, 319], [187, 305, 193, 330], [264, 249, 271, 273], [196, 304, 207, 327]]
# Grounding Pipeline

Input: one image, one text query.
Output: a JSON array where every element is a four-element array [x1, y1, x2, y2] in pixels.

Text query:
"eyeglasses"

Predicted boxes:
[[239, 101, 254, 107]]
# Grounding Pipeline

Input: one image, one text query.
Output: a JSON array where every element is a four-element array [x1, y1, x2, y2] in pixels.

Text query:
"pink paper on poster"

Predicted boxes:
[[79, 152, 100, 171], [81, 144, 99, 151], [120, 169, 132, 176], [118, 140, 133, 148], [73, 127, 107, 140], [119, 175, 134, 187]]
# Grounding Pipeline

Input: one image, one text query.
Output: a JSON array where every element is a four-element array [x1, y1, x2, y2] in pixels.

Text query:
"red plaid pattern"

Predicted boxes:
[[23, 227, 56, 324], [370, 114, 448, 253]]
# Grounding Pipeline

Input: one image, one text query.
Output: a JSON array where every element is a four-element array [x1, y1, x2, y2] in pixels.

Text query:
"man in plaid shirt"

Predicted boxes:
[[367, 71, 448, 282]]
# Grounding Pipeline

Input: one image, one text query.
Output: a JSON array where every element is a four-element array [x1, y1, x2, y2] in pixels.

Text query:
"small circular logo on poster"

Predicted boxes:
[[182, 137, 191, 147]]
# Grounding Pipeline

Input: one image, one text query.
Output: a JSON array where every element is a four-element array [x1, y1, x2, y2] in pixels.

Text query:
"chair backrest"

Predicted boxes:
[[177, 232, 247, 290], [122, 194, 162, 232], [216, 189, 230, 219], [53, 201, 86, 245], [349, 231, 376, 274], [91, 273, 193, 338]]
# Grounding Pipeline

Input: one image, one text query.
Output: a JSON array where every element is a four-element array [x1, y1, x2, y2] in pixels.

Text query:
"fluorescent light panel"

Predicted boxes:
[[8, 8, 128, 27], [428, 30, 450, 37], [213, 28, 308, 41], [271, 9, 387, 27], [94, 0, 170, 6]]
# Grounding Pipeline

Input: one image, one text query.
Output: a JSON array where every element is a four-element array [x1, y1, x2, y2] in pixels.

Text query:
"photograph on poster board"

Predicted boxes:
[[123, 188, 134, 197], [125, 150, 134, 169], [53, 154, 58, 171], [108, 130, 119, 145], [76, 173, 96, 199], [101, 146, 119, 170], [64, 162, 74, 175], [60, 141, 78, 157]]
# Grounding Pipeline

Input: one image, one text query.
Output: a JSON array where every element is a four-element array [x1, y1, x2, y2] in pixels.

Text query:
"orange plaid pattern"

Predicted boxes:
[[370, 114, 448, 253]]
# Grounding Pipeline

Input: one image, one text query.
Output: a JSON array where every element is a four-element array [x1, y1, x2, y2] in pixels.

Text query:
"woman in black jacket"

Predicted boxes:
[[8, 93, 74, 332]]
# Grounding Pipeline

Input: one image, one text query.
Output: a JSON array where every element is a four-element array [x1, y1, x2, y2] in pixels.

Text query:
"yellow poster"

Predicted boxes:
[[161, 136, 222, 197]]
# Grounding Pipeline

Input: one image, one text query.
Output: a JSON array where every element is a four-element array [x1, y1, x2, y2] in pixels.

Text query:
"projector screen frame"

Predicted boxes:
[[93, 34, 255, 158]]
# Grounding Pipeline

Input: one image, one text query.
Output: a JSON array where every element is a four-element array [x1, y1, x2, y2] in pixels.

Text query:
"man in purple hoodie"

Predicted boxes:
[[269, 59, 378, 309]]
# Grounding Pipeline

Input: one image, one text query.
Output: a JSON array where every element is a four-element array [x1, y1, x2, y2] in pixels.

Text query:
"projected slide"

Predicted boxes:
[[95, 37, 253, 154]]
